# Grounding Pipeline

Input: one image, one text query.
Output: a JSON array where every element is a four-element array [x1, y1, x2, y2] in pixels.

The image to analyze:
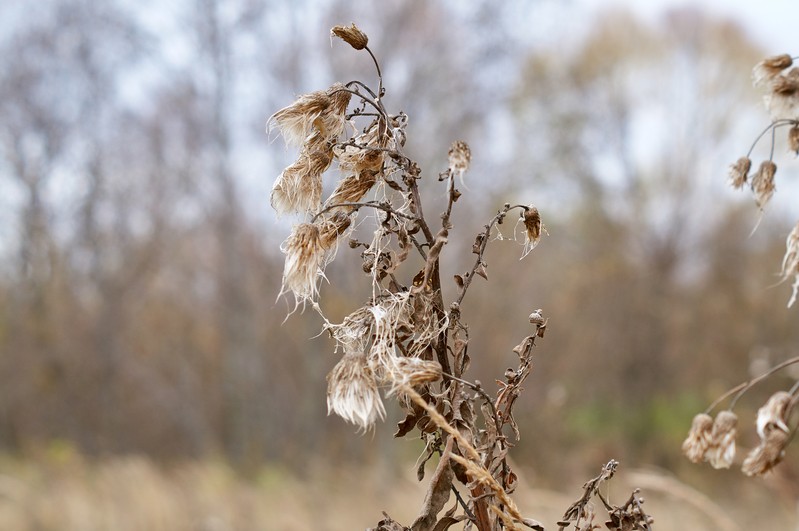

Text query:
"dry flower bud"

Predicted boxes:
[[751, 160, 777, 209], [755, 391, 792, 439], [789, 126, 799, 155], [742, 428, 790, 476], [331, 23, 369, 50], [753, 54, 793, 88], [327, 352, 385, 430], [681, 413, 713, 463], [706, 410, 737, 469], [447, 141, 471, 187], [781, 221, 799, 308], [727, 156, 751, 189]]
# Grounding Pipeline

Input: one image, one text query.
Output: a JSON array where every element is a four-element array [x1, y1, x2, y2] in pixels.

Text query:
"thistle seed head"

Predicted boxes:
[[781, 221, 799, 308], [269, 83, 351, 147], [326, 352, 385, 430], [753, 54, 793, 88]]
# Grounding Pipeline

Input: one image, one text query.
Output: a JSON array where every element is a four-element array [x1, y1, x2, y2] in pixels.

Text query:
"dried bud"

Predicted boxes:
[[751, 160, 777, 209], [753, 54, 793, 88], [706, 410, 737, 469], [780, 221, 799, 308], [789, 126, 799, 155], [331, 23, 369, 50], [727, 156, 751, 189], [681, 413, 713, 463]]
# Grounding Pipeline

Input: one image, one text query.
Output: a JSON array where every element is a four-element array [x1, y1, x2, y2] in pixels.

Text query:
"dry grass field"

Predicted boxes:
[[0, 450, 793, 531]]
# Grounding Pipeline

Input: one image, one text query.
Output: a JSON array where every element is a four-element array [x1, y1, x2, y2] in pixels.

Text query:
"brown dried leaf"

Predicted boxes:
[[453, 274, 464, 289], [475, 262, 488, 280], [411, 438, 455, 531]]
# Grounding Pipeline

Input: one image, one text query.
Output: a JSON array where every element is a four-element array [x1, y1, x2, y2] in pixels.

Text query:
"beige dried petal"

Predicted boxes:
[[753, 54, 793, 88], [756, 391, 792, 439], [331, 23, 369, 50], [327, 352, 385, 430], [751, 160, 777, 209], [682, 413, 714, 463], [742, 429, 790, 476], [706, 410, 737, 469], [727, 156, 751, 189]]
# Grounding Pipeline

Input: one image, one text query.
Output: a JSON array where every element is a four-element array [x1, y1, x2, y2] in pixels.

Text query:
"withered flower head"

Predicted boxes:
[[325, 169, 379, 211], [727, 156, 751, 190], [753, 54, 793, 88], [755, 391, 792, 439], [764, 68, 799, 121], [327, 351, 385, 430], [385, 357, 442, 393], [751, 160, 777, 209], [790, 126, 799, 155], [271, 133, 333, 216], [331, 23, 369, 50], [780, 221, 799, 308], [280, 223, 327, 302], [447, 140, 472, 177], [269, 83, 351, 147], [742, 428, 790, 476], [681, 413, 714, 464], [706, 410, 738, 469], [521, 206, 543, 254]]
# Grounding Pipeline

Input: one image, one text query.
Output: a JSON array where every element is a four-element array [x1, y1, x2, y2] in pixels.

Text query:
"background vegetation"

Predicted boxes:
[[1, 0, 798, 528]]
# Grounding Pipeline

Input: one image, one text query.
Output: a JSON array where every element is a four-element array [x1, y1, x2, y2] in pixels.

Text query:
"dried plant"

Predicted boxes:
[[270, 24, 651, 530], [683, 53, 799, 481], [726, 52, 799, 307]]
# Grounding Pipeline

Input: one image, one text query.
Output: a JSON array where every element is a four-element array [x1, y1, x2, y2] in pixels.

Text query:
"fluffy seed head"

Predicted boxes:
[[764, 68, 799, 120], [521, 207, 543, 255], [325, 169, 379, 211], [727, 156, 751, 190], [751, 160, 777, 209], [331, 23, 369, 50], [682, 413, 714, 463], [271, 133, 333, 216], [269, 83, 351, 147], [280, 223, 328, 302], [326, 352, 385, 430]]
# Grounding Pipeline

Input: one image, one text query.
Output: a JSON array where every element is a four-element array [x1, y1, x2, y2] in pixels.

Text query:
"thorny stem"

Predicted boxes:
[[705, 355, 799, 413]]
